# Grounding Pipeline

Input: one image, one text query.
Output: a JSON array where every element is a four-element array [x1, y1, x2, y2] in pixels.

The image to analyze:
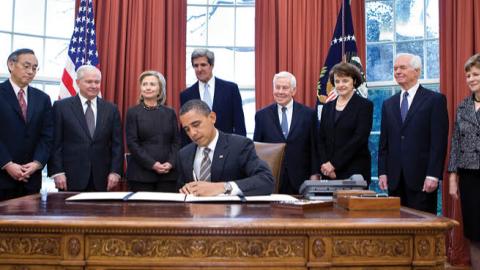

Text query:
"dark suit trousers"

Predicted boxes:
[[0, 184, 37, 201], [389, 172, 437, 214]]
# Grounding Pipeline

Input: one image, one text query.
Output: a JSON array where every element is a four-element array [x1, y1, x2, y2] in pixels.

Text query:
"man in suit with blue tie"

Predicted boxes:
[[253, 71, 318, 194], [0, 48, 53, 201], [378, 53, 449, 214], [180, 49, 246, 146], [48, 65, 123, 192], [177, 99, 273, 196]]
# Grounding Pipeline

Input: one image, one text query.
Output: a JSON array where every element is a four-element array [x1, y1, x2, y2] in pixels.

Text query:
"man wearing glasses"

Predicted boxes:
[[0, 48, 53, 201]]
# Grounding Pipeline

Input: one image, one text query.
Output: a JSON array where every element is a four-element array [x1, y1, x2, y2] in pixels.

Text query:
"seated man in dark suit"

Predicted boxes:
[[0, 48, 53, 201], [177, 99, 274, 196], [254, 71, 318, 194], [48, 65, 123, 192], [180, 49, 246, 146]]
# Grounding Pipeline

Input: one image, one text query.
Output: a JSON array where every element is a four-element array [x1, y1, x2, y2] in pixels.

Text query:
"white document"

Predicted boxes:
[[66, 192, 132, 201], [245, 194, 298, 202], [185, 194, 242, 202], [127, 192, 186, 202]]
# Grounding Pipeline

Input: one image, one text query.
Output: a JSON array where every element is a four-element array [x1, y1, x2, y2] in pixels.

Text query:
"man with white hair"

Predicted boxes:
[[48, 65, 123, 191], [253, 71, 318, 194], [378, 53, 449, 213]]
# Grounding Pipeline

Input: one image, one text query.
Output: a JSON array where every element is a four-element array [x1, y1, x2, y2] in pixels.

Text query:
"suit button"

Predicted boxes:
[[401, 136, 405, 140], [477, 133, 479, 136], [461, 150, 465, 153]]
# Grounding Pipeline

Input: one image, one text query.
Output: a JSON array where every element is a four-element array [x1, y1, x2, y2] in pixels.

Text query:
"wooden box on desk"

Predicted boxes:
[[334, 190, 401, 210]]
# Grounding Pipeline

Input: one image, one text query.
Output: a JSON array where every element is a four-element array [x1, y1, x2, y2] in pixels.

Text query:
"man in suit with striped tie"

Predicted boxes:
[[0, 48, 53, 201], [177, 99, 273, 196]]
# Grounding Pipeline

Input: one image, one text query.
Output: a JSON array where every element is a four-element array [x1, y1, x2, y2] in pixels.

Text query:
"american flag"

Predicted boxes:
[[59, 0, 99, 98], [316, 0, 367, 118]]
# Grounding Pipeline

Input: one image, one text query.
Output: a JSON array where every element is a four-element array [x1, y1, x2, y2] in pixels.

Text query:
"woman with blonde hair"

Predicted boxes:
[[448, 53, 480, 269], [125, 71, 180, 192]]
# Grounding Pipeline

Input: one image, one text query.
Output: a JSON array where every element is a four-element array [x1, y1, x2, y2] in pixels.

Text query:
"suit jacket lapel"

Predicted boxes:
[[391, 93, 403, 127], [403, 86, 428, 126], [269, 104, 285, 140], [461, 98, 479, 127], [335, 94, 357, 124], [26, 86, 37, 123], [210, 132, 228, 181], [185, 144, 197, 180], [94, 98, 106, 139], [1, 81, 24, 121], [70, 95, 92, 139], [288, 102, 300, 137]]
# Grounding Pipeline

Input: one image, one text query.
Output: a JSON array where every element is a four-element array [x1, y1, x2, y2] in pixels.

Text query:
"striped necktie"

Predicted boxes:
[[199, 147, 211, 181]]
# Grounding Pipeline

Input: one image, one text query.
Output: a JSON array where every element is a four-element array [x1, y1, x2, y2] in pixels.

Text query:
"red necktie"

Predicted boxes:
[[18, 89, 27, 122]]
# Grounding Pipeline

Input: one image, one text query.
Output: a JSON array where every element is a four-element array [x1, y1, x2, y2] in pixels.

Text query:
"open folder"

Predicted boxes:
[[65, 191, 298, 203]]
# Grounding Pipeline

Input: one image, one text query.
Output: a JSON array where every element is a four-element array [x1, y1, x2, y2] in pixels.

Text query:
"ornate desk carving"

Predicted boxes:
[[0, 193, 456, 269]]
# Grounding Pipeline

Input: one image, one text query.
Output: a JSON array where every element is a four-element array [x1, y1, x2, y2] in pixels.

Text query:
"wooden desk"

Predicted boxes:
[[0, 193, 456, 270]]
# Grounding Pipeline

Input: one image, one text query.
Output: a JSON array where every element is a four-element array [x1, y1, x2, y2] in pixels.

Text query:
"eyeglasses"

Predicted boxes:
[[16, 61, 40, 72]]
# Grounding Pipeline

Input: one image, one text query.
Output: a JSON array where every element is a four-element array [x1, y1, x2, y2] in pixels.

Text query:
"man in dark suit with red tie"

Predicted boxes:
[[0, 48, 53, 201], [253, 71, 318, 194], [180, 49, 246, 146], [378, 53, 449, 214], [48, 65, 123, 192]]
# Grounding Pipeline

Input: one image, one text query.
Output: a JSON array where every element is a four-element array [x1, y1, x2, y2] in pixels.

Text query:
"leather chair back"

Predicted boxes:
[[254, 142, 286, 193]]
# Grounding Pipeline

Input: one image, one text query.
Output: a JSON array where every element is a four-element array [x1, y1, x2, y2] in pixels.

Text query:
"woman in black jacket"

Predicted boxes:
[[317, 62, 373, 186], [125, 71, 180, 192]]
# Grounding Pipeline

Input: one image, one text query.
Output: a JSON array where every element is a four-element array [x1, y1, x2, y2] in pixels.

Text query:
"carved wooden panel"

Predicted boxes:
[[0, 235, 61, 258], [86, 235, 306, 260]]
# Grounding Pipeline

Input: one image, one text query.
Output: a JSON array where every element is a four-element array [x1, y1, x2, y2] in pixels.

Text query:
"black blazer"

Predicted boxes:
[[125, 104, 180, 185], [253, 101, 318, 192], [378, 85, 449, 191], [48, 95, 123, 191], [176, 132, 274, 196], [180, 77, 246, 146], [318, 93, 373, 183], [0, 80, 53, 191]]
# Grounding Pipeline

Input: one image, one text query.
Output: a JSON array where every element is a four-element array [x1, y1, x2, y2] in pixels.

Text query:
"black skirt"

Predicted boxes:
[[458, 168, 480, 241]]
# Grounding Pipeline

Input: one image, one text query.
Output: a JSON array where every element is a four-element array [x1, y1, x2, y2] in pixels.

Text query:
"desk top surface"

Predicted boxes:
[[0, 193, 456, 232]]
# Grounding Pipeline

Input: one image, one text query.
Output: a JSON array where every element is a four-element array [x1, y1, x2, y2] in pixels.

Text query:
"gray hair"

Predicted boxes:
[[138, 70, 166, 105], [179, 99, 211, 117], [273, 71, 296, 89], [395, 53, 422, 70], [191, 49, 215, 66], [76, 65, 102, 80]]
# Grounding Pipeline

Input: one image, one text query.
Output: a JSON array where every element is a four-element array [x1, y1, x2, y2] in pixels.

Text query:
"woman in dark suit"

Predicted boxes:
[[317, 62, 373, 185], [125, 71, 180, 192], [448, 53, 480, 269]]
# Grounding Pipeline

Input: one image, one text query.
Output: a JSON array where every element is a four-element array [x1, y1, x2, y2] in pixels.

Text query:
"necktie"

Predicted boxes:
[[199, 148, 211, 181], [18, 89, 27, 122], [281, 107, 289, 138], [400, 92, 409, 122], [203, 83, 213, 109], [85, 100, 95, 137]]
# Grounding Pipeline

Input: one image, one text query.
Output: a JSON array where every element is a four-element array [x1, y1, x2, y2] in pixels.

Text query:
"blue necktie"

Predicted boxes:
[[400, 92, 409, 122], [281, 107, 289, 138], [203, 83, 213, 109]]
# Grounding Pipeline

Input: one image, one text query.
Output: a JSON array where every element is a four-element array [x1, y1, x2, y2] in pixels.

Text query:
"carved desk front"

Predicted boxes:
[[0, 193, 456, 270]]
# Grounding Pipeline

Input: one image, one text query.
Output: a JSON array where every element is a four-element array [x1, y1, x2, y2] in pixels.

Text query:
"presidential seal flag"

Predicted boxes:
[[317, 0, 367, 120]]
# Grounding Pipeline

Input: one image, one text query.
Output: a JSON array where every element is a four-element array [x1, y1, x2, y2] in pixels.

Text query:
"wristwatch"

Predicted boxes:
[[224, 182, 233, 195]]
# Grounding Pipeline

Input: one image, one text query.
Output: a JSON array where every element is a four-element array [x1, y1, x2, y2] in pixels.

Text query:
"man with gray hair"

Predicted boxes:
[[378, 53, 448, 213], [0, 48, 53, 201], [180, 48, 246, 146], [253, 71, 318, 194], [48, 65, 123, 191]]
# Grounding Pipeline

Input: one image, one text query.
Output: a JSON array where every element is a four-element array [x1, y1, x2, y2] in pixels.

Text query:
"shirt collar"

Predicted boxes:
[[202, 128, 219, 153], [200, 76, 215, 89], [78, 93, 97, 106], [9, 78, 27, 96], [401, 82, 420, 96], [277, 98, 294, 111]]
